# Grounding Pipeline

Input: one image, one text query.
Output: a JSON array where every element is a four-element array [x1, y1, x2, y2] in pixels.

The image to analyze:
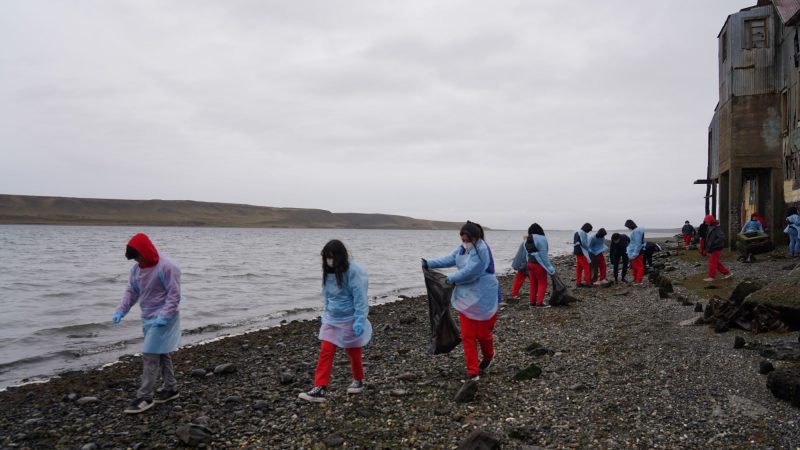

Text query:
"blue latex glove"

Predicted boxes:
[[420, 258, 428, 270], [153, 316, 169, 327], [353, 322, 364, 337], [113, 311, 123, 324]]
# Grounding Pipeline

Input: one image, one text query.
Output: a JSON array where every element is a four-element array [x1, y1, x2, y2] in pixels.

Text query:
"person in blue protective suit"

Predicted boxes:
[[784, 209, 800, 257], [588, 228, 609, 285], [573, 223, 593, 287], [299, 240, 371, 403], [525, 223, 556, 307], [114, 233, 182, 414], [422, 222, 499, 382], [625, 219, 646, 285], [741, 214, 765, 234]]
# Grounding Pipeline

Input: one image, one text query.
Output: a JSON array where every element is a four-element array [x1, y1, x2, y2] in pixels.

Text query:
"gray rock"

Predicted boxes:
[[514, 363, 542, 381], [457, 430, 501, 450], [253, 400, 269, 410], [323, 434, 345, 447], [81, 444, 98, 450], [744, 269, 800, 323], [190, 368, 207, 377], [767, 365, 800, 406], [398, 371, 417, 382], [24, 418, 43, 426], [76, 396, 99, 406], [399, 316, 417, 325], [67, 393, 78, 401], [278, 371, 294, 385], [390, 389, 409, 397], [213, 363, 237, 375], [454, 380, 478, 403], [730, 279, 765, 304], [759, 360, 775, 374], [224, 395, 243, 404], [176, 423, 214, 447], [569, 383, 589, 391], [734, 336, 746, 349]]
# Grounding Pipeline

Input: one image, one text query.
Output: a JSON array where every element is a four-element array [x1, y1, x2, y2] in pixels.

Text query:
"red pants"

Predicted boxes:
[[630, 254, 644, 282], [575, 255, 590, 286], [459, 313, 497, 376], [699, 239, 706, 256], [511, 270, 528, 297], [707, 250, 730, 278], [682, 234, 692, 247], [313, 340, 363, 387], [591, 254, 607, 283], [527, 262, 548, 305]]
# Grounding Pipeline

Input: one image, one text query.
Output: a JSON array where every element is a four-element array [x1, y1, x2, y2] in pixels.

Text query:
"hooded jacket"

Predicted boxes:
[[626, 227, 645, 259], [704, 215, 726, 252], [117, 233, 181, 320]]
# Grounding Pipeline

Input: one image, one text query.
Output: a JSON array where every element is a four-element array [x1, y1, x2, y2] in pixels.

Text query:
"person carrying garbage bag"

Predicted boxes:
[[422, 222, 499, 382], [113, 233, 182, 414], [299, 239, 371, 403]]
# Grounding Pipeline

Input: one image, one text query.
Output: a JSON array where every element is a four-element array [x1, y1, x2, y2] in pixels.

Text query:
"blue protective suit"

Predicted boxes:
[[512, 242, 527, 272], [318, 261, 372, 348], [626, 227, 645, 259], [741, 219, 764, 233], [529, 234, 556, 275], [426, 239, 499, 321], [574, 230, 591, 259], [588, 234, 609, 257]]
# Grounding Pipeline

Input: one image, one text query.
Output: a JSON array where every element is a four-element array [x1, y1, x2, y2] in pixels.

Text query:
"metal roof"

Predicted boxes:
[[772, 0, 800, 24]]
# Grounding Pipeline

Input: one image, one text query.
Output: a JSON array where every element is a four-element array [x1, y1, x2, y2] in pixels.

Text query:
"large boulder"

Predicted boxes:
[[730, 279, 764, 304], [766, 364, 800, 407], [744, 267, 800, 326]]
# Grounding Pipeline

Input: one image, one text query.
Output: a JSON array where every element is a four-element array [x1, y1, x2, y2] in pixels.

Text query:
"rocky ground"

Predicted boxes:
[[2, 240, 800, 449]]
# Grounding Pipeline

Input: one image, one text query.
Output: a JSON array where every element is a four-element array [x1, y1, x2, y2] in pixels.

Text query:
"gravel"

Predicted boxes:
[[1, 240, 799, 448]]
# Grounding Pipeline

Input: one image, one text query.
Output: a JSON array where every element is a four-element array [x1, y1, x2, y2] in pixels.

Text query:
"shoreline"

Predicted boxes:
[[3, 244, 799, 448]]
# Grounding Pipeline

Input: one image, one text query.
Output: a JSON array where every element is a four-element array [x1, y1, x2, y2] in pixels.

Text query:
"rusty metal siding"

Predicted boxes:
[[729, 6, 778, 96], [710, 109, 720, 179]]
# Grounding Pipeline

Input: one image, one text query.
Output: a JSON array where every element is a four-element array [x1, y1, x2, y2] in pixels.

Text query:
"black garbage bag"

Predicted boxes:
[[549, 273, 578, 306], [423, 268, 461, 354]]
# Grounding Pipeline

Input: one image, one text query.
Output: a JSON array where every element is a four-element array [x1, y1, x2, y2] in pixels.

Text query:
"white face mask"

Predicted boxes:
[[463, 242, 474, 252], [326, 258, 334, 268]]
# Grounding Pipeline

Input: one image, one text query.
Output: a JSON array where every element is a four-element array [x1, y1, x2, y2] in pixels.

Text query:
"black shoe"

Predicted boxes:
[[154, 389, 179, 404], [124, 397, 154, 414], [298, 386, 327, 403], [479, 356, 494, 372]]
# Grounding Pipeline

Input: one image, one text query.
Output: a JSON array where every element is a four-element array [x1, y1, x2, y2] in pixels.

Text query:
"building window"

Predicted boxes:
[[744, 18, 768, 49]]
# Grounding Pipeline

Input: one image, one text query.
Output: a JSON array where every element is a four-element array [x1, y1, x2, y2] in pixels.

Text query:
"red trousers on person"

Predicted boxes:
[[591, 255, 607, 283], [682, 234, 692, 247], [699, 239, 707, 256], [575, 255, 591, 286], [708, 250, 730, 279], [313, 340, 363, 387], [630, 254, 644, 282], [511, 270, 528, 297], [527, 262, 548, 305], [459, 312, 497, 376]]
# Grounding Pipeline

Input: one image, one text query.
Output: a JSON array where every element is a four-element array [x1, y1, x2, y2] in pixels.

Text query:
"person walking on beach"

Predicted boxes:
[[299, 240, 371, 402], [703, 215, 733, 282], [573, 223, 593, 288], [588, 228, 609, 285], [510, 238, 529, 300], [697, 219, 709, 256], [625, 219, 646, 285], [525, 223, 556, 307], [113, 233, 182, 414], [784, 208, 800, 257], [422, 222, 499, 381], [681, 221, 695, 248], [609, 233, 630, 283]]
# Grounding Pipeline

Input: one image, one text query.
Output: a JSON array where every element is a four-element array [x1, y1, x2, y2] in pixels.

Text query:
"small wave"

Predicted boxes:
[[74, 275, 121, 286], [0, 350, 81, 373], [219, 272, 262, 279], [34, 322, 110, 337], [41, 292, 75, 299]]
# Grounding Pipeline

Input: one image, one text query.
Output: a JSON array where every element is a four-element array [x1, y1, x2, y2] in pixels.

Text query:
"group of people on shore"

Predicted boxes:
[[110, 215, 740, 411]]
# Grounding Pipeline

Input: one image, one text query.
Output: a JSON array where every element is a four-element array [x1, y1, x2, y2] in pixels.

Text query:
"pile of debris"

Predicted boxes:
[[698, 279, 793, 333]]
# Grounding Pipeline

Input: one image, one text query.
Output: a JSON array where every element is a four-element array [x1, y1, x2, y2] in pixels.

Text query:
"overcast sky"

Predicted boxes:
[[0, 1, 756, 229]]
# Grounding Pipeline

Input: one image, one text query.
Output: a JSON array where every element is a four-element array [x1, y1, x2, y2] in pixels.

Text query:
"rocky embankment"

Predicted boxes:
[[2, 242, 800, 449]]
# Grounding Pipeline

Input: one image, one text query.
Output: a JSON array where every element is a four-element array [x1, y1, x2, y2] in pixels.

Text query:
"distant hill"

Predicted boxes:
[[0, 195, 464, 230]]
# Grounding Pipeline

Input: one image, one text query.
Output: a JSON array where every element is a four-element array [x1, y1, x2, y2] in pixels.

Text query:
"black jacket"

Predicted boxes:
[[681, 224, 695, 235], [706, 224, 726, 252], [697, 223, 709, 240], [609, 234, 630, 261]]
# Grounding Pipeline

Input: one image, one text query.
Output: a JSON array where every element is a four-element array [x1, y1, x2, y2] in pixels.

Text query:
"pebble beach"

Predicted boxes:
[[2, 239, 800, 449]]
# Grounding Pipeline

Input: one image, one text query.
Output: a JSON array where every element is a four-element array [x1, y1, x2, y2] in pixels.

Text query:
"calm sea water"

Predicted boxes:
[[0, 225, 675, 388]]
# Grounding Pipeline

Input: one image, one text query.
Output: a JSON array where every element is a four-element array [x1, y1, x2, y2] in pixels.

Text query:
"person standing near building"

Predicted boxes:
[[703, 215, 733, 282], [625, 219, 646, 285], [681, 221, 695, 248], [741, 214, 765, 233], [588, 228, 609, 285], [697, 219, 709, 256], [422, 222, 499, 381], [573, 223, 593, 288], [113, 233, 182, 414], [609, 233, 630, 283], [299, 239, 371, 402]]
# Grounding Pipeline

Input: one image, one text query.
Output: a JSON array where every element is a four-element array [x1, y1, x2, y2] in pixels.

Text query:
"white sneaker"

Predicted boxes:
[[723, 272, 733, 279], [346, 380, 364, 394], [703, 277, 715, 282], [124, 397, 154, 414]]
